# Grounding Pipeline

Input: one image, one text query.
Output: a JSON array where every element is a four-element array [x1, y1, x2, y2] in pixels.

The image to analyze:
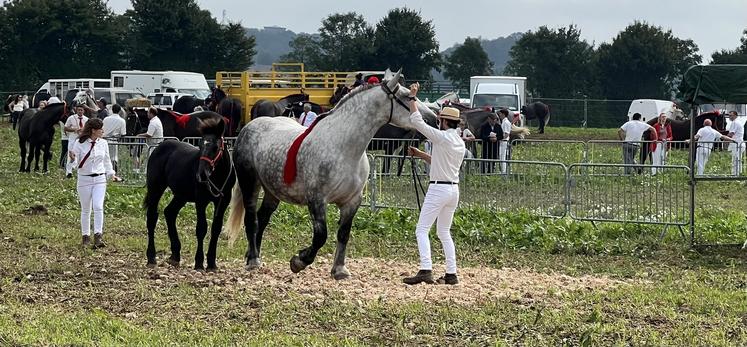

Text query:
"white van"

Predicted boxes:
[[33, 78, 110, 107], [626, 99, 682, 122], [111, 70, 210, 99], [147, 92, 191, 110]]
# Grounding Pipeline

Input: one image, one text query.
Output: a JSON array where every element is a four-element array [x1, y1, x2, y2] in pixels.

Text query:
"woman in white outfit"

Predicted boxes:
[[70, 118, 122, 248]]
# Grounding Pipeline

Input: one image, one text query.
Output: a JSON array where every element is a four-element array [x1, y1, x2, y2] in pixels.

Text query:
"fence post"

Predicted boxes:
[[583, 96, 588, 129], [369, 155, 377, 210]]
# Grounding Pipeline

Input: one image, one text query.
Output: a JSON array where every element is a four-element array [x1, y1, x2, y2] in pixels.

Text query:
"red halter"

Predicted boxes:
[[199, 138, 225, 170]]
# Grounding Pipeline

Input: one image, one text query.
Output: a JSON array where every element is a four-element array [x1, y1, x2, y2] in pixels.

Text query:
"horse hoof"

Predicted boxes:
[[290, 255, 307, 273], [194, 264, 204, 271], [146, 261, 157, 268], [206, 266, 218, 272], [245, 258, 262, 271], [331, 266, 351, 281], [166, 258, 180, 267]]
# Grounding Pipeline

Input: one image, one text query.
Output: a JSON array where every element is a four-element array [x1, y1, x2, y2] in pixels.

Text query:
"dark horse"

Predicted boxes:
[[639, 111, 726, 164], [250, 93, 310, 118], [17, 103, 67, 173], [521, 102, 551, 134], [207, 87, 243, 136], [172, 95, 205, 114], [144, 111, 236, 270]]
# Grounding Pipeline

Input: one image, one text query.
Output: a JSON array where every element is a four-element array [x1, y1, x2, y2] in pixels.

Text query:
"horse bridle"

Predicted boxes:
[[199, 137, 232, 198], [381, 83, 411, 124]]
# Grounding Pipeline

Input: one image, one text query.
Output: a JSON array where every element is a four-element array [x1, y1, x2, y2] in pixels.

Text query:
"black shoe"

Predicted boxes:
[[403, 270, 434, 285], [66, 173, 72, 179], [437, 273, 459, 285], [93, 233, 105, 249], [81, 235, 91, 247]]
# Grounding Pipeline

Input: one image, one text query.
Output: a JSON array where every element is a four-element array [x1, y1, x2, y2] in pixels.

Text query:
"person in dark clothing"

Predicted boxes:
[[96, 98, 109, 120], [479, 113, 501, 173], [352, 73, 364, 88]]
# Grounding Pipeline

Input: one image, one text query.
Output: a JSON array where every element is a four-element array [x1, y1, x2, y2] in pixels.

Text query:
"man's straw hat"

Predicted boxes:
[[439, 107, 461, 121]]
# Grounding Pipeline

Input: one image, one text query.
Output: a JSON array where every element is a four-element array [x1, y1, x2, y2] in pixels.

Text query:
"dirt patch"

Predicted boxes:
[[143, 255, 627, 306]]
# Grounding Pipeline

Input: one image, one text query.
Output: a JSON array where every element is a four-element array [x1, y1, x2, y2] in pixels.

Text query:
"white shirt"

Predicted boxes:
[[459, 128, 474, 140], [728, 121, 744, 144], [11, 101, 25, 112], [71, 138, 115, 176], [620, 120, 651, 142], [103, 114, 127, 139], [410, 111, 465, 183], [146, 116, 164, 146], [59, 121, 68, 140], [299, 111, 317, 127], [47, 97, 62, 104], [696, 126, 723, 150], [64, 115, 89, 140], [501, 118, 512, 140]]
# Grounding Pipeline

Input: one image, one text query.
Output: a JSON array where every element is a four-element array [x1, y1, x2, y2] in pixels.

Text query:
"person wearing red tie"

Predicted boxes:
[[64, 105, 89, 178], [297, 103, 317, 127], [69, 118, 122, 248]]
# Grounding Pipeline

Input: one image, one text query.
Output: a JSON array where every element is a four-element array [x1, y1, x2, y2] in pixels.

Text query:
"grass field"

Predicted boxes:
[[2, 124, 747, 346]]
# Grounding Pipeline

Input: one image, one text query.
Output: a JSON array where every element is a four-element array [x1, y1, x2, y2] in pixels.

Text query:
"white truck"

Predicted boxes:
[[110, 70, 211, 99], [470, 76, 527, 125]]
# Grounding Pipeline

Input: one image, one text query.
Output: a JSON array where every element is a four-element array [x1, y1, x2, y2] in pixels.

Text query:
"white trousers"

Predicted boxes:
[[696, 147, 711, 175], [415, 184, 459, 274], [77, 175, 107, 236], [499, 140, 509, 174], [66, 138, 77, 174], [730, 142, 744, 176], [651, 143, 667, 174]]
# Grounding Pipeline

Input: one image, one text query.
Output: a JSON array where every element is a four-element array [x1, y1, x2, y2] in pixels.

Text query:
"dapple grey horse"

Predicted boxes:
[[226, 69, 437, 280]]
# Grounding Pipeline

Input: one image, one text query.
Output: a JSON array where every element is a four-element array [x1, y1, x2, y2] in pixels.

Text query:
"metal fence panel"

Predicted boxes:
[[510, 139, 587, 164], [369, 154, 429, 210], [568, 163, 691, 225], [109, 142, 149, 187], [460, 159, 568, 217]]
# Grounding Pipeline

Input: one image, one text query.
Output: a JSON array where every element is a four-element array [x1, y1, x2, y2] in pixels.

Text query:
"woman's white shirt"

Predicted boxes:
[[71, 138, 115, 177]]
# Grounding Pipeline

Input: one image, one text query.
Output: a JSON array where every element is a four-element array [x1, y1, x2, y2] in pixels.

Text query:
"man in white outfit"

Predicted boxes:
[[63, 105, 89, 178], [103, 104, 128, 172], [298, 103, 317, 127], [693, 119, 734, 175], [403, 82, 466, 286], [498, 108, 512, 174], [138, 107, 164, 155], [618, 113, 657, 174], [727, 111, 744, 176]]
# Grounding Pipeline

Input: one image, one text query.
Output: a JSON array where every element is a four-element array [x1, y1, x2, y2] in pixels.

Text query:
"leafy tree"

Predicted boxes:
[[371, 7, 440, 79], [596, 21, 702, 100], [443, 37, 494, 87], [711, 29, 747, 64], [0, 0, 124, 90], [505, 25, 595, 98], [279, 33, 323, 70], [127, 0, 254, 77], [315, 12, 374, 71]]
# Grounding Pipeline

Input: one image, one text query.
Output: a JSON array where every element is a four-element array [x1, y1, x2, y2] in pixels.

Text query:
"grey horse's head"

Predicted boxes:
[[381, 69, 438, 129]]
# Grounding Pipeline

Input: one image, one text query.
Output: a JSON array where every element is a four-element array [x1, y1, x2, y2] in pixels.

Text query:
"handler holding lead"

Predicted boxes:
[[403, 82, 466, 285]]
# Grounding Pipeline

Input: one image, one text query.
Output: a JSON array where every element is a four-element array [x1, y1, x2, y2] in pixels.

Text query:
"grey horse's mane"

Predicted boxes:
[[332, 83, 380, 110]]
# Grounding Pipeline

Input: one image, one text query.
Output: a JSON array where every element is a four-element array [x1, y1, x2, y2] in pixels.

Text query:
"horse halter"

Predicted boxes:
[[381, 83, 411, 124], [199, 137, 225, 171]]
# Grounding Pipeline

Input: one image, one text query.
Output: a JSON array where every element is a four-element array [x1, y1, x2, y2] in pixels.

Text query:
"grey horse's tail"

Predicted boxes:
[[226, 183, 245, 246]]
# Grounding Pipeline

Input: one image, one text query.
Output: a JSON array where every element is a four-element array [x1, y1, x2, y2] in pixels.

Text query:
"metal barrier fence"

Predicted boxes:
[[108, 142, 149, 187], [567, 164, 691, 225]]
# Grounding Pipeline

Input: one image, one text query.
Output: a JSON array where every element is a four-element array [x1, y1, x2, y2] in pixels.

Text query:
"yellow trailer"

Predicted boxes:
[[216, 63, 355, 124]]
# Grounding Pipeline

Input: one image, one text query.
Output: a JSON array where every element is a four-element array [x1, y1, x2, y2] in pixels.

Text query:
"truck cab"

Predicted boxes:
[[470, 76, 527, 125]]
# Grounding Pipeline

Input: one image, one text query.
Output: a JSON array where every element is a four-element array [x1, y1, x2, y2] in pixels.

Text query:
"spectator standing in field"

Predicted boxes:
[[9, 94, 28, 130], [138, 107, 164, 155], [618, 113, 657, 174], [727, 111, 744, 176], [64, 105, 89, 178], [96, 98, 109, 120], [297, 103, 317, 127], [651, 113, 673, 175], [692, 119, 735, 175], [103, 104, 127, 172], [498, 109, 512, 174], [352, 73, 364, 88], [458, 120, 475, 158], [479, 113, 501, 173]]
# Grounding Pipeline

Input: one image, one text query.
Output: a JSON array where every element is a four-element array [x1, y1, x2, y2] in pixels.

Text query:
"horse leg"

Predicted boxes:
[[193, 201, 209, 270], [26, 143, 35, 172], [238, 168, 262, 270], [538, 115, 545, 134], [252, 191, 281, 267], [18, 139, 27, 173], [145, 186, 166, 267], [33, 146, 41, 172], [42, 141, 52, 173], [206, 194, 232, 271], [163, 197, 187, 266], [290, 200, 327, 273], [331, 197, 362, 280]]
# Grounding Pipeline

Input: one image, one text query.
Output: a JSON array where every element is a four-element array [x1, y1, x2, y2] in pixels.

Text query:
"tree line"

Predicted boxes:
[[0, 0, 256, 92], [1, 0, 744, 103]]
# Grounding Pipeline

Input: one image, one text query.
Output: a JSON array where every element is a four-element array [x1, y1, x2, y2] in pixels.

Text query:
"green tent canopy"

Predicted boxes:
[[678, 64, 747, 105]]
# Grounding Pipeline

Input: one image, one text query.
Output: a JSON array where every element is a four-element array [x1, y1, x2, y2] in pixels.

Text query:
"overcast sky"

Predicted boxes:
[[109, 0, 745, 61]]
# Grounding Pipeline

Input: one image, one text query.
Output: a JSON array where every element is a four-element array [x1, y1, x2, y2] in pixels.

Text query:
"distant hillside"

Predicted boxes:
[[245, 26, 298, 70], [437, 32, 523, 78]]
